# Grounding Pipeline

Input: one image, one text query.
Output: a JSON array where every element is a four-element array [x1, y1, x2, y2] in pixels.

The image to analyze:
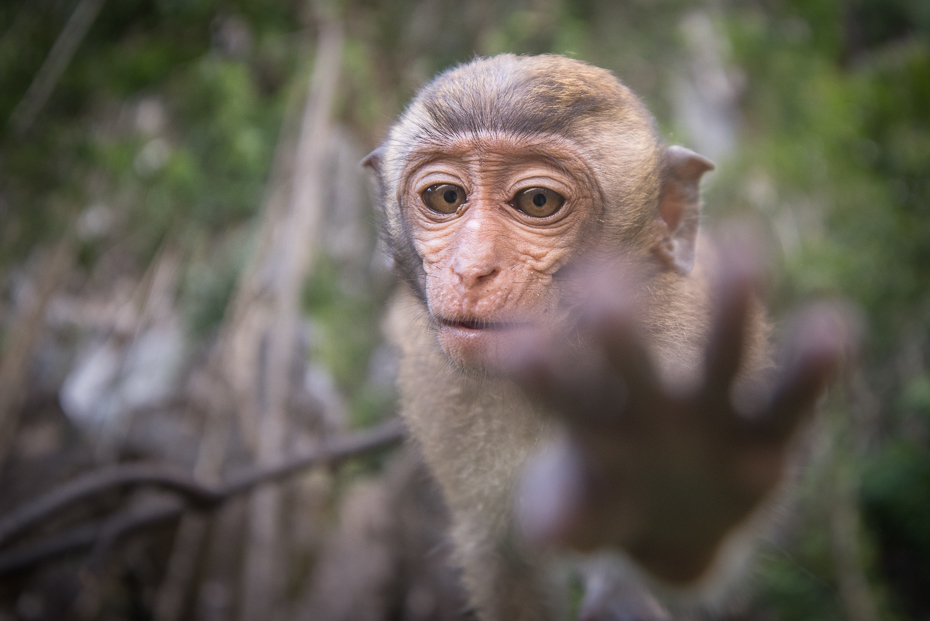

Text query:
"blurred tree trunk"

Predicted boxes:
[[0, 240, 72, 476], [213, 18, 344, 621]]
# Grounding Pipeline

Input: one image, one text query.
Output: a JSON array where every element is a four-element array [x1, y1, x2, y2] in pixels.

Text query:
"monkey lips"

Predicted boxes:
[[434, 314, 539, 369]]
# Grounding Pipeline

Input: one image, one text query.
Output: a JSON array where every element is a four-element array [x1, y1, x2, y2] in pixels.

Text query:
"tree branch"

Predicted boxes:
[[0, 418, 406, 559], [0, 498, 184, 576]]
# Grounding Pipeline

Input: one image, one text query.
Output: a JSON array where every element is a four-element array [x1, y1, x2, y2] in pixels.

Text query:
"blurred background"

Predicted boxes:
[[0, 0, 928, 619]]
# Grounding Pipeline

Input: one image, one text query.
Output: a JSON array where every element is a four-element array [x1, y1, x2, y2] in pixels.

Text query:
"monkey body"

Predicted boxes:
[[395, 299, 558, 618], [391, 240, 741, 621], [367, 54, 837, 621]]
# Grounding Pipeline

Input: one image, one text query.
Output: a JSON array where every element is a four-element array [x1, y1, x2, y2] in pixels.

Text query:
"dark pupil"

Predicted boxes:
[[443, 189, 458, 204], [532, 192, 547, 207]]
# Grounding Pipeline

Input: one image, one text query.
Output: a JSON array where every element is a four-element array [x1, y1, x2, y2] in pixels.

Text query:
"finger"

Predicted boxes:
[[576, 264, 659, 399], [516, 436, 640, 551], [703, 237, 763, 403], [500, 327, 599, 417], [501, 330, 569, 398], [753, 302, 859, 442], [507, 348, 630, 428], [516, 438, 589, 548]]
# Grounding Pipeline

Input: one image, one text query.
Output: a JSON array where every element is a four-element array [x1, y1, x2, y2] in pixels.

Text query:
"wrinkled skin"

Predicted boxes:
[[402, 134, 600, 368]]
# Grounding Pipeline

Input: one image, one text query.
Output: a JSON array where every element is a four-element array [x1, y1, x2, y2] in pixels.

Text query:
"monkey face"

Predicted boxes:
[[367, 55, 712, 372], [400, 134, 600, 369]]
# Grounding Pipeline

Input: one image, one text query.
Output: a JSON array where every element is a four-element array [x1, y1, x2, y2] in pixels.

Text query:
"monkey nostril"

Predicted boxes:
[[476, 268, 499, 283], [455, 265, 499, 288]]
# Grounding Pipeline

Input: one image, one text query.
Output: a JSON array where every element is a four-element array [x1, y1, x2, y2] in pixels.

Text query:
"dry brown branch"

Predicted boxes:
[[0, 501, 181, 576], [174, 18, 348, 612], [0, 418, 405, 555], [0, 464, 217, 548], [153, 513, 209, 621]]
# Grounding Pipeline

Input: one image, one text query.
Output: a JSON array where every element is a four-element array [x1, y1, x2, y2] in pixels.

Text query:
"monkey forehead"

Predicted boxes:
[[373, 55, 664, 247], [378, 55, 660, 193], [407, 54, 649, 139], [398, 132, 602, 192]]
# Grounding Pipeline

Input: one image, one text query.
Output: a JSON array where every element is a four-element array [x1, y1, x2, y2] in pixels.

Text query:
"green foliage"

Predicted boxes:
[[863, 442, 930, 564], [862, 441, 930, 619], [756, 547, 844, 621], [717, 3, 930, 342], [303, 256, 393, 428], [182, 236, 247, 338], [3, 1, 930, 617], [707, 3, 930, 616], [0, 0, 299, 263]]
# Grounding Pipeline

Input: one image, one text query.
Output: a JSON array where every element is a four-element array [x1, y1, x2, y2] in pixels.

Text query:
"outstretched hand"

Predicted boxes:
[[505, 246, 856, 585]]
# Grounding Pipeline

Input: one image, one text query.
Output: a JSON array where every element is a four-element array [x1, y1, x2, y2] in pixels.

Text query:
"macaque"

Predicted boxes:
[[363, 54, 848, 620]]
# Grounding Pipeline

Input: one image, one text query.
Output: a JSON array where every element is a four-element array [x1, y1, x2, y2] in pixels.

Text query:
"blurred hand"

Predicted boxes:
[[506, 244, 856, 584]]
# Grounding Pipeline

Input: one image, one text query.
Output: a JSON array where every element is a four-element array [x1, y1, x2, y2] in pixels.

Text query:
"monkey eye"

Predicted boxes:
[[422, 183, 467, 214], [513, 187, 565, 218]]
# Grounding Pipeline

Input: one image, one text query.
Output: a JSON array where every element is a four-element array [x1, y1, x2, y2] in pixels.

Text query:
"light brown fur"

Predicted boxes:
[[367, 55, 776, 621], [392, 292, 560, 619]]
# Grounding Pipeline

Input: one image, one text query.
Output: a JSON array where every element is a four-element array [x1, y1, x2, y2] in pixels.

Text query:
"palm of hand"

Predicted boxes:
[[507, 259, 851, 584]]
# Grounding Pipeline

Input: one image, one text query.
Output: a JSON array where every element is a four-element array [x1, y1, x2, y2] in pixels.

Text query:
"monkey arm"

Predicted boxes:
[[504, 248, 855, 586]]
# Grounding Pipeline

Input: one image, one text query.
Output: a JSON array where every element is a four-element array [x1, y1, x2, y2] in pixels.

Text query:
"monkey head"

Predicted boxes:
[[365, 54, 713, 369]]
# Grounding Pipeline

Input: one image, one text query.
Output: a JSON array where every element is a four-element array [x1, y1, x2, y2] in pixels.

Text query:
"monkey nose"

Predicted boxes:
[[452, 260, 500, 290], [450, 214, 504, 289]]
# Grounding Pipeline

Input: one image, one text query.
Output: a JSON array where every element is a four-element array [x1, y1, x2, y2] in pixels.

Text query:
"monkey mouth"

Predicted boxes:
[[437, 317, 526, 331], [435, 315, 538, 366]]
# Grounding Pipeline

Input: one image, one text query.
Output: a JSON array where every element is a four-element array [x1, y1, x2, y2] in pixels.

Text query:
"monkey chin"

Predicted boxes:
[[434, 317, 535, 372]]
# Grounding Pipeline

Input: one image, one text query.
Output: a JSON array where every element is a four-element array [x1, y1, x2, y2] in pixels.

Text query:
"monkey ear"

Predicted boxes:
[[361, 146, 384, 176], [654, 145, 715, 274]]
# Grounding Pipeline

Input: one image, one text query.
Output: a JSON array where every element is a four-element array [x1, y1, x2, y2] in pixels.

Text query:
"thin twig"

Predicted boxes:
[[8, 0, 106, 134], [85, 495, 184, 573], [0, 418, 405, 552], [232, 20, 345, 619], [0, 465, 219, 548]]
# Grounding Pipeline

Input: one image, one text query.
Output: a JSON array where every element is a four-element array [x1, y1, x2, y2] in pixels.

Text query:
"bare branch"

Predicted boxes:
[[0, 465, 218, 548], [0, 418, 405, 554], [0, 498, 184, 576]]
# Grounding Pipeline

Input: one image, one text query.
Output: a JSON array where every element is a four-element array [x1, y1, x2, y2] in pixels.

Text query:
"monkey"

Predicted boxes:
[[362, 54, 849, 621]]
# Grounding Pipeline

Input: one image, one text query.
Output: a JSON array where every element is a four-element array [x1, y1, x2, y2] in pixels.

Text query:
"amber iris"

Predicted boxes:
[[514, 187, 564, 217], [423, 184, 466, 214]]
